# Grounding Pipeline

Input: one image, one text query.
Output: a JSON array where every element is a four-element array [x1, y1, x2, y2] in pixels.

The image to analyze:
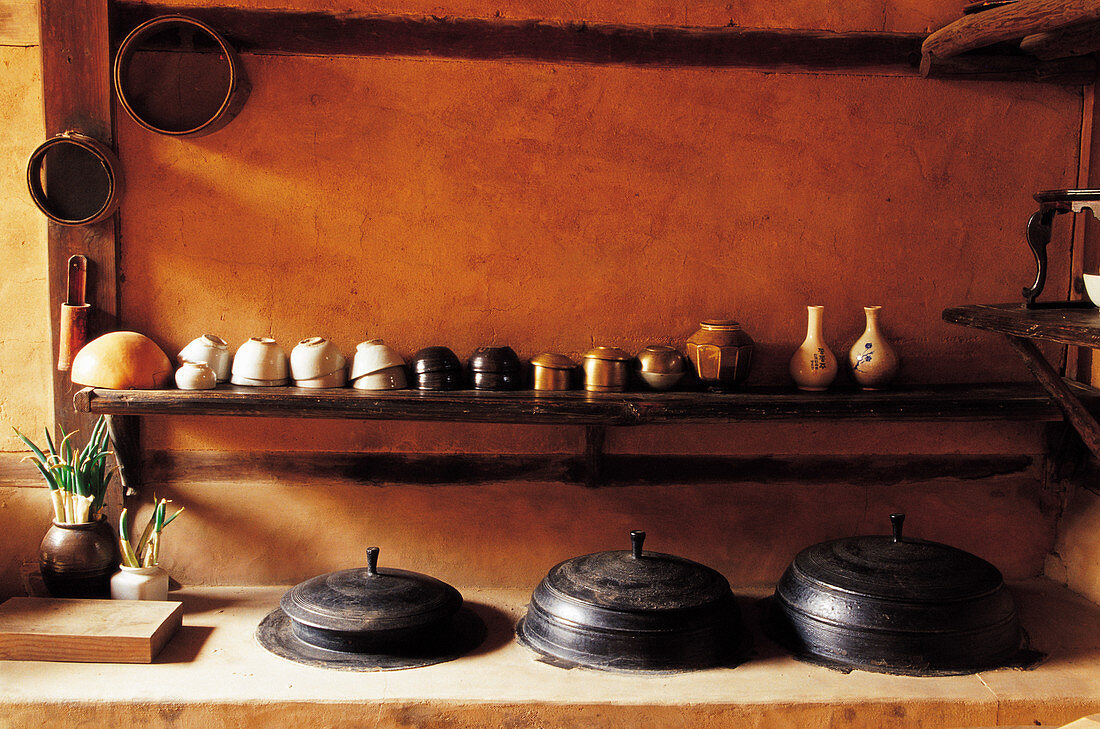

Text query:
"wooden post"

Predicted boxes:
[[40, 0, 124, 511]]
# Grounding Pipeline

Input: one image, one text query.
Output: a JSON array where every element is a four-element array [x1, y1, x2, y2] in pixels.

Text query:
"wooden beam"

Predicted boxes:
[[922, 0, 1100, 61], [1021, 19, 1100, 60], [41, 0, 123, 518], [114, 2, 925, 70], [140, 449, 1035, 487]]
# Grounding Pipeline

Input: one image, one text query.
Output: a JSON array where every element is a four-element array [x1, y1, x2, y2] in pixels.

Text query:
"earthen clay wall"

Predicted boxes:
[[1, 0, 1097, 599]]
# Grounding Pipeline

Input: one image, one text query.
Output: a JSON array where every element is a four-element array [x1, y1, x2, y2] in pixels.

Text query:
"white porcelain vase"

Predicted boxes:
[[110, 564, 169, 601], [790, 305, 837, 391], [849, 305, 899, 389]]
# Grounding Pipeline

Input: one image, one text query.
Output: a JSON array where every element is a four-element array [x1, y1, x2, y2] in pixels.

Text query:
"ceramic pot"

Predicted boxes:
[[790, 306, 837, 391], [178, 334, 231, 381], [685, 320, 754, 390], [39, 517, 119, 598], [175, 361, 217, 390], [110, 564, 169, 601], [849, 306, 899, 389]]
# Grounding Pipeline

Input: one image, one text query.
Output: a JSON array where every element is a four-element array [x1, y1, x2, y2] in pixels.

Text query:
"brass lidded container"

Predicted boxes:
[[530, 353, 576, 391], [583, 347, 631, 392], [685, 319, 754, 390]]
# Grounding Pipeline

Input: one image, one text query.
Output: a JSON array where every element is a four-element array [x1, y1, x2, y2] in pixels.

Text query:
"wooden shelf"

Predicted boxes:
[[944, 302, 1100, 463], [75, 383, 1067, 425], [943, 303, 1100, 347]]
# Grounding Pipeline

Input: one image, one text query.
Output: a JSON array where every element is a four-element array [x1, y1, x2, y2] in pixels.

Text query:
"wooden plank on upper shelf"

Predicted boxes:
[[113, 1, 925, 70], [943, 303, 1100, 348], [74, 384, 1064, 424]]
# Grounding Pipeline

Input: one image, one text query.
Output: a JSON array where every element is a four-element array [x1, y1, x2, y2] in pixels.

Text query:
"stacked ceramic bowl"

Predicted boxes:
[[467, 346, 523, 390], [411, 347, 463, 391], [290, 337, 347, 388], [178, 334, 232, 382], [231, 337, 289, 386], [349, 340, 407, 390]]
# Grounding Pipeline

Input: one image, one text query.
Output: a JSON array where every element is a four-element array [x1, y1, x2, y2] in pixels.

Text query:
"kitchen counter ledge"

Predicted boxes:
[[2, 579, 1098, 729]]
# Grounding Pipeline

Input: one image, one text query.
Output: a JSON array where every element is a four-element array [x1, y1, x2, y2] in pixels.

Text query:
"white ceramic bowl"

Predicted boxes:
[[290, 337, 347, 381], [1084, 273, 1100, 307], [175, 361, 217, 390], [350, 339, 405, 380], [295, 368, 348, 389], [351, 365, 408, 390], [231, 337, 288, 383], [230, 374, 289, 387], [178, 334, 231, 381]]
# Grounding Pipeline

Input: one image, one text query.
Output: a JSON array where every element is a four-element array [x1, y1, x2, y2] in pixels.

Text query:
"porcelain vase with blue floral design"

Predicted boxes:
[[849, 305, 899, 389]]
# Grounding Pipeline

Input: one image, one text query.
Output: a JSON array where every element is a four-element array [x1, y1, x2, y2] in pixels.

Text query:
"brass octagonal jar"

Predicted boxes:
[[685, 320, 754, 390]]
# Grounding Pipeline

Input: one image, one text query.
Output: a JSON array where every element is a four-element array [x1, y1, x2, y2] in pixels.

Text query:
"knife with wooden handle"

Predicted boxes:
[[57, 254, 91, 372]]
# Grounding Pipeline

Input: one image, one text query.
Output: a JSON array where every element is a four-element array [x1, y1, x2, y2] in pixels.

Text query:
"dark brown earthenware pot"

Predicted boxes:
[[39, 516, 119, 598]]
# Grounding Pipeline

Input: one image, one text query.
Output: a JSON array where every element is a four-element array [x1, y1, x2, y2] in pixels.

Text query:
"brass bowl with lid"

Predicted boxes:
[[530, 352, 576, 391], [583, 346, 631, 392]]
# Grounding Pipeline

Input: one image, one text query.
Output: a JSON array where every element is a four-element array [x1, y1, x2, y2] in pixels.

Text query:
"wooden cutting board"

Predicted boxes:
[[0, 597, 183, 663]]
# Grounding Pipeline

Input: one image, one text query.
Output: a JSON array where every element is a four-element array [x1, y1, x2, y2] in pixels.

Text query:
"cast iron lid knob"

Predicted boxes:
[[281, 546, 462, 634], [540, 529, 732, 613], [788, 513, 1006, 604]]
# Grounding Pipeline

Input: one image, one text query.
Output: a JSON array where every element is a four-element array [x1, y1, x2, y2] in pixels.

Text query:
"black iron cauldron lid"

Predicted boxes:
[[539, 530, 732, 627], [280, 547, 462, 634], [788, 513, 1005, 603]]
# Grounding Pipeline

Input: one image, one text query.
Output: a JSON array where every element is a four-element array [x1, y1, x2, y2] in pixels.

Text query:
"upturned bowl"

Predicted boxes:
[[411, 347, 463, 390], [231, 337, 289, 384], [178, 334, 231, 381], [351, 365, 408, 390], [71, 331, 173, 390], [350, 339, 406, 380], [290, 337, 347, 381], [295, 369, 348, 389]]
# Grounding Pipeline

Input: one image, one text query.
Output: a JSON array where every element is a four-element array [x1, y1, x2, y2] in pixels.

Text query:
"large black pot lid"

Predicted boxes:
[[281, 547, 462, 634], [546, 530, 730, 611], [788, 513, 1005, 603]]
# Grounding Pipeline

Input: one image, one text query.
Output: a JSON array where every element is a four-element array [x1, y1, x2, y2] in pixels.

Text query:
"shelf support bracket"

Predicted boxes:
[[1003, 334, 1100, 460], [584, 425, 606, 488], [105, 414, 142, 498]]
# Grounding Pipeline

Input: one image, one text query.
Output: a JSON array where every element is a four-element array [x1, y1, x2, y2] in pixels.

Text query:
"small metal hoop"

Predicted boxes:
[[114, 14, 251, 137]]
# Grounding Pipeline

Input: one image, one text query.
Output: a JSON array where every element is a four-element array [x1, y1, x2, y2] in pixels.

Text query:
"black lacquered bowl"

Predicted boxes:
[[411, 347, 463, 391]]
